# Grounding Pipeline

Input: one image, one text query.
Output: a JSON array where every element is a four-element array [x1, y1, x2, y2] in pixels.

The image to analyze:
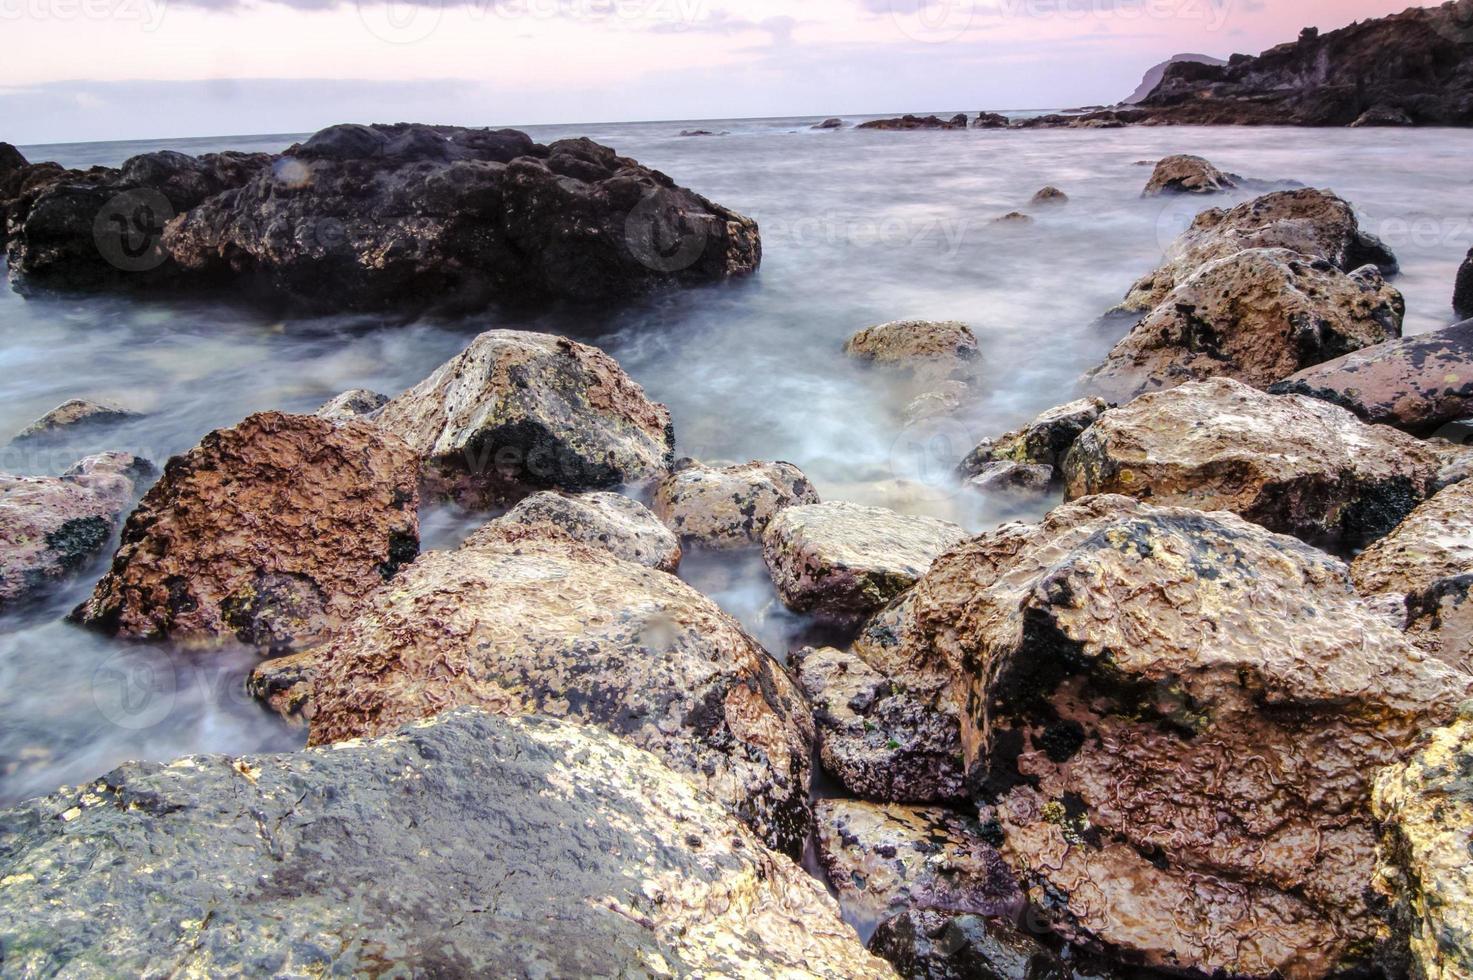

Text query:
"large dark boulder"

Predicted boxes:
[[1456, 248, 1473, 319], [0, 709, 890, 977]]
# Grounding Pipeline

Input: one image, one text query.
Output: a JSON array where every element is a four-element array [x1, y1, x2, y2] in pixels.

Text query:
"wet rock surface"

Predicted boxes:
[[374, 329, 673, 508], [1141, 154, 1236, 196], [300, 524, 815, 855], [1372, 705, 1473, 980], [763, 501, 968, 622], [313, 387, 387, 422], [0, 452, 154, 613], [7, 398, 143, 447], [1030, 186, 1068, 206], [868, 909, 1070, 980], [794, 644, 964, 802], [159, 123, 760, 312], [469, 489, 681, 571], [960, 398, 1107, 490], [0, 709, 890, 978], [845, 319, 979, 370], [1118, 188, 1397, 314], [1063, 378, 1442, 554], [1087, 249, 1403, 402], [858, 115, 971, 131], [813, 799, 1022, 926], [73, 411, 420, 650], [653, 458, 819, 549], [893, 494, 1472, 977], [1270, 319, 1473, 433]]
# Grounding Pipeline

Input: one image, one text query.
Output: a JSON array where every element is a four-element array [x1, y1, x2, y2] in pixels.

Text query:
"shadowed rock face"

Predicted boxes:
[[160, 123, 760, 312], [1373, 706, 1473, 980], [296, 524, 815, 857], [469, 490, 681, 571], [374, 329, 673, 508], [891, 494, 1472, 977], [858, 114, 971, 130], [1456, 249, 1473, 319], [72, 412, 420, 651], [0, 452, 154, 613], [0, 709, 892, 978], [654, 458, 819, 550], [869, 909, 1073, 980], [1270, 319, 1473, 433], [1118, 188, 1397, 314], [960, 398, 1107, 495], [1086, 249, 1403, 402], [1063, 378, 1442, 555]]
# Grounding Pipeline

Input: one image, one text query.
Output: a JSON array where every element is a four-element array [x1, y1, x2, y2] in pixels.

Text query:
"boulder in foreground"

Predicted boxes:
[[1063, 378, 1441, 554], [0, 709, 889, 977], [653, 458, 819, 549], [374, 329, 673, 508], [299, 524, 814, 856], [894, 494, 1471, 977], [73, 412, 420, 650]]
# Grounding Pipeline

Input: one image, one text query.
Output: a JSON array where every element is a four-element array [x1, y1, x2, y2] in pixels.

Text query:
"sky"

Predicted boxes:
[[0, 0, 1436, 144]]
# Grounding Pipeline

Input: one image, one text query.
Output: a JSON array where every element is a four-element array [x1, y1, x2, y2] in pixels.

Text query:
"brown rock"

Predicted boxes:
[[8, 399, 142, 447], [299, 524, 815, 856], [1141, 154, 1236, 195], [868, 908, 1070, 980], [467, 489, 680, 571], [1030, 186, 1068, 206], [1270, 320, 1473, 434], [992, 212, 1034, 225], [374, 329, 673, 508], [1119, 188, 1398, 314], [1063, 378, 1441, 554], [72, 412, 420, 651], [653, 458, 819, 549], [1087, 249, 1403, 402], [959, 397, 1107, 486], [0, 452, 154, 612], [894, 494, 1472, 976], [844, 320, 979, 371]]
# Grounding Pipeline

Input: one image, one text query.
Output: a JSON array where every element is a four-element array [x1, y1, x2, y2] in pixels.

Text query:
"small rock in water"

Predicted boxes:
[[1351, 104, 1414, 127], [471, 490, 681, 571], [812, 117, 845, 130], [1030, 185, 1068, 205], [965, 461, 1055, 498], [313, 388, 388, 422], [960, 397, 1106, 492], [992, 211, 1034, 225], [8, 399, 142, 447], [1141, 153, 1237, 195], [653, 458, 818, 550], [844, 319, 979, 369]]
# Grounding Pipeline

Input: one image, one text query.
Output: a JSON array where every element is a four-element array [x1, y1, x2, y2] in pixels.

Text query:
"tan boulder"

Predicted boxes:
[[959, 397, 1107, 490], [844, 319, 978, 367], [653, 458, 819, 549], [73, 412, 420, 650], [1141, 153, 1237, 196], [1063, 378, 1441, 554], [8, 399, 142, 447], [469, 490, 680, 571]]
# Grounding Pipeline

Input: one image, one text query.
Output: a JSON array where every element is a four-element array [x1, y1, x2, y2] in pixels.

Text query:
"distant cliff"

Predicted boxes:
[[1124, 54, 1226, 105]]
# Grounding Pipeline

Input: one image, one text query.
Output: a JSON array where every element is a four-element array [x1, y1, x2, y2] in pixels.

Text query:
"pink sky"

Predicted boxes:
[[0, 0, 1441, 142]]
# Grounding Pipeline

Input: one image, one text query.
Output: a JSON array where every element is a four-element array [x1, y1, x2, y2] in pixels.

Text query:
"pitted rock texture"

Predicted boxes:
[[858, 115, 970, 131], [72, 412, 420, 651], [1270, 319, 1473, 433], [1118, 188, 1397, 314], [1372, 706, 1473, 980], [1141, 154, 1236, 196], [467, 489, 680, 571], [0, 452, 154, 612], [892, 494, 1472, 977], [8, 398, 142, 447], [812, 800, 1022, 926], [374, 329, 673, 508], [299, 524, 815, 856], [1062, 378, 1441, 555], [762, 501, 968, 622], [1086, 249, 1403, 403], [653, 458, 819, 549], [1031, 186, 1068, 206], [313, 388, 387, 422], [960, 398, 1107, 488], [869, 909, 1072, 980], [793, 643, 964, 803], [1352, 479, 1473, 672], [0, 709, 890, 978], [158, 123, 760, 312], [844, 320, 979, 369]]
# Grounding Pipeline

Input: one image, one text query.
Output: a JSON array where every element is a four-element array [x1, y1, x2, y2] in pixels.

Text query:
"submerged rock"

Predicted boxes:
[[1372, 706, 1473, 980], [858, 114, 970, 131], [653, 458, 819, 549], [813, 117, 846, 130], [844, 319, 979, 374], [869, 909, 1068, 980], [8, 398, 142, 447], [159, 123, 760, 312], [299, 525, 815, 856], [0, 452, 154, 613], [374, 329, 673, 508], [895, 494, 1472, 977], [1141, 154, 1236, 196], [313, 388, 387, 422], [1119, 188, 1398, 314], [469, 489, 680, 571], [813, 799, 1021, 925], [959, 398, 1107, 490], [73, 412, 420, 650], [0, 709, 890, 977], [1063, 378, 1441, 554], [1086, 249, 1403, 402], [1030, 186, 1068, 206], [1270, 319, 1473, 433], [762, 501, 967, 622]]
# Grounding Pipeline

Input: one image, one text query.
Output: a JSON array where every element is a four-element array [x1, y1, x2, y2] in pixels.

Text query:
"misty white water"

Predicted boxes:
[[3, 117, 1471, 810]]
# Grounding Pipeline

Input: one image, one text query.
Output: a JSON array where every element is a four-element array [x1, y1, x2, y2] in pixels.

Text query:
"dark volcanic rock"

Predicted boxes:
[[72, 412, 420, 651], [892, 494, 1472, 977], [1456, 248, 1473, 320], [0, 709, 890, 977], [813, 117, 845, 130], [1129, 5, 1473, 126], [858, 114, 971, 131], [960, 398, 1107, 490], [1270, 319, 1473, 433], [972, 112, 1011, 129], [869, 909, 1071, 980], [160, 123, 760, 312], [8, 398, 142, 447], [1123, 53, 1227, 104]]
